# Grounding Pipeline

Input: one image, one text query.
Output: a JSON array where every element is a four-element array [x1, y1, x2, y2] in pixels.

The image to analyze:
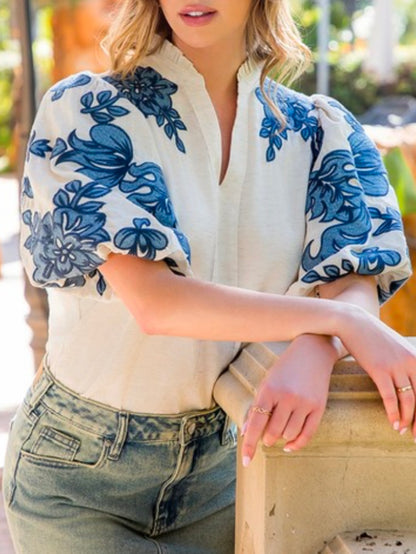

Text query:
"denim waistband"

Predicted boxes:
[[23, 359, 230, 450]]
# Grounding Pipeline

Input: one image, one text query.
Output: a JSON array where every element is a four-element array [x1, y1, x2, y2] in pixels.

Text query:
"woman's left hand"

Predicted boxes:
[[241, 334, 338, 466]]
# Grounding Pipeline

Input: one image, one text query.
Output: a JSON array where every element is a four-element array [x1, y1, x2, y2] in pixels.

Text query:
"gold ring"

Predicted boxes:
[[396, 385, 413, 394], [251, 406, 273, 417]]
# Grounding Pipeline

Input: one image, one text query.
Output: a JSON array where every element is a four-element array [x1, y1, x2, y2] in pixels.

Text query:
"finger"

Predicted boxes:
[[374, 373, 401, 430], [410, 375, 416, 438], [241, 407, 272, 466], [395, 378, 415, 432], [281, 409, 310, 443], [283, 410, 323, 452], [262, 403, 291, 446]]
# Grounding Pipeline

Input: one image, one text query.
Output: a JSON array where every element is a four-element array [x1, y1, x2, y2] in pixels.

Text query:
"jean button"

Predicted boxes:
[[187, 422, 196, 435]]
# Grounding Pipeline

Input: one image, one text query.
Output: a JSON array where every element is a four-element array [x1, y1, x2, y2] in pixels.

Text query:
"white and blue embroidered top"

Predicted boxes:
[[20, 40, 412, 413]]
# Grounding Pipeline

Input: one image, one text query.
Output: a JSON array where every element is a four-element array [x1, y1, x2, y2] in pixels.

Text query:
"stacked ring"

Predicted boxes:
[[396, 385, 413, 394], [251, 406, 273, 417]]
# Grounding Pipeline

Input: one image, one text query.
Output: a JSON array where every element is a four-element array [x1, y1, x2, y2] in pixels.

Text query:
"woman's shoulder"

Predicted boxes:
[[36, 69, 140, 130], [43, 70, 109, 103], [260, 78, 353, 122]]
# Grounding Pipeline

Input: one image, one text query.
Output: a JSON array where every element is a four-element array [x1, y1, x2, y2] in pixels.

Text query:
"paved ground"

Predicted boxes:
[[0, 173, 34, 553]]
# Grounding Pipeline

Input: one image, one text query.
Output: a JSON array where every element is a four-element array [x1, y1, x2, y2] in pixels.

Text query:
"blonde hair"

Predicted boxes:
[[101, 0, 311, 118]]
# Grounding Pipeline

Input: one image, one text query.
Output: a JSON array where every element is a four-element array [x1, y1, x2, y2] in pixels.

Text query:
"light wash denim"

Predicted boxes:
[[2, 366, 237, 553]]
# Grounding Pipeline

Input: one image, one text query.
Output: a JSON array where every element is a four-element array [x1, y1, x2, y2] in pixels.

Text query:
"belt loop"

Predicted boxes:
[[108, 412, 128, 461], [221, 414, 235, 446], [179, 416, 188, 447], [28, 361, 53, 413]]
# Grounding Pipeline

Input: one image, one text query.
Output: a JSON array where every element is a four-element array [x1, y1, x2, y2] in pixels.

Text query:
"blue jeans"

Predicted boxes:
[[2, 366, 236, 553]]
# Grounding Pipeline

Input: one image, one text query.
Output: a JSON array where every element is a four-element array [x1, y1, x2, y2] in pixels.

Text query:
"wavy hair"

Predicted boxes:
[[101, 0, 311, 119]]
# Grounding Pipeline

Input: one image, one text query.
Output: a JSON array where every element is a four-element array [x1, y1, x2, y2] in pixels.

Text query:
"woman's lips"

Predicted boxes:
[[179, 9, 217, 26]]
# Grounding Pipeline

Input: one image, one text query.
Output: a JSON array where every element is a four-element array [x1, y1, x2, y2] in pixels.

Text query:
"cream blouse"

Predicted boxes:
[[20, 40, 411, 413]]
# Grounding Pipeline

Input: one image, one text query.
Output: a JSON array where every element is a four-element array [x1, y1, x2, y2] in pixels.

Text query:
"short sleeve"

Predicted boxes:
[[20, 72, 192, 299], [286, 94, 412, 304]]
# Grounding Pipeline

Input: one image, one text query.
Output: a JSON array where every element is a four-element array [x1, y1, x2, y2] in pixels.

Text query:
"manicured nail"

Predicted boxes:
[[240, 422, 248, 436], [393, 421, 400, 431], [242, 456, 251, 467], [283, 447, 292, 453], [400, 427, 408, 436]]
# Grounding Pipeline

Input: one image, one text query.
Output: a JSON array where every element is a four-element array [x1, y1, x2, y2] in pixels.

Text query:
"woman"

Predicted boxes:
[[4, 1, 415, 552]]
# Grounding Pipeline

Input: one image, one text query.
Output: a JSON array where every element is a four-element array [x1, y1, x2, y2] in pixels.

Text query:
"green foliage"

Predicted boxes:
[[383, 148, 416, 216], [296, 55, 416, 115], [0, 68, 13, 152], [395, 0, 416, 45]]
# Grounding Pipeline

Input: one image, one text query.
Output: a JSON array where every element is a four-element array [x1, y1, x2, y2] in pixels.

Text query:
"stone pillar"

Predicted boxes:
[[214, 339, 416, 554]]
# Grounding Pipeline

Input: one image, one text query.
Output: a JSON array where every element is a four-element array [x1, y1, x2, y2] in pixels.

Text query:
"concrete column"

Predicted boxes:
[[214, 339, 416, 554]]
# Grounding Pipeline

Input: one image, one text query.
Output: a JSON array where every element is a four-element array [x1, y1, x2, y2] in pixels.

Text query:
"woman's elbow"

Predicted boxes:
[[131, 301, 176, 336]]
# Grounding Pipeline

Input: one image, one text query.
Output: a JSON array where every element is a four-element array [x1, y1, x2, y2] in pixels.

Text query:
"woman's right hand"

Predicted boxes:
[[339, 305, 416, 436]]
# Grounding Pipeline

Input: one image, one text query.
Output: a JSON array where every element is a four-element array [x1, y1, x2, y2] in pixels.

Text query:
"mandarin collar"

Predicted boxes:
[[144, 38, 262, 91]]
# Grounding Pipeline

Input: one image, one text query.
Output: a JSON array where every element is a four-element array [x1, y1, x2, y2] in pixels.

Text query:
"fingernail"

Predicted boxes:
[[242, 456, 251, 467], [240, 422, 248, 436], [393, 421, 400, 431], [400, 427, 408, 436], [283, 447, 292, 453]]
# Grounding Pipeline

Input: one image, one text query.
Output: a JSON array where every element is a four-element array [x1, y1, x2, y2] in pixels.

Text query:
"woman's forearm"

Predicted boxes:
[[100, 254, 353, 342], [299, 274, 380, 360]]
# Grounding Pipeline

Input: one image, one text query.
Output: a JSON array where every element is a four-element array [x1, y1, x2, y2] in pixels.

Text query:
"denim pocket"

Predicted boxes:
[[20, 408, 109, 469]]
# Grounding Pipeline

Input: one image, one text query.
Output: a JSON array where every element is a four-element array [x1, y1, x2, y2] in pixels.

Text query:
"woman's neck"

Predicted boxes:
[[172, 35, 247, 102]]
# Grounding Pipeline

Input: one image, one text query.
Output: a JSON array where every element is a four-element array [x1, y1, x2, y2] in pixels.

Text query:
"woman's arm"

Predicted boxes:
[[101, 253, 348, 341], [242, 274, 386, 462], [100, 254, 416, 445]]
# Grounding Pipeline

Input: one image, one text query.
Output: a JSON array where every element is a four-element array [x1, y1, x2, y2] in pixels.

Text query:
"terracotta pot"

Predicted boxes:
[[380, 214, 416, 335]]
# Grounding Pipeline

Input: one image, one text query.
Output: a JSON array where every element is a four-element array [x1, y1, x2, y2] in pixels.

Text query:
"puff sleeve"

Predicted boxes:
[[286, 95, 412, 304], [20, 72, 192, 299]]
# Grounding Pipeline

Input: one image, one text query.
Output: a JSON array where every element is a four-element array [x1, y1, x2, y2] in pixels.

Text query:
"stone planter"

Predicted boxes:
[[214, 339, 416, 554]]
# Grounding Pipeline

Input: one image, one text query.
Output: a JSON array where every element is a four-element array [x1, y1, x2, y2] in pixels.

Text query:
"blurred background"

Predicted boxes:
[[0, 0, 415, 549]]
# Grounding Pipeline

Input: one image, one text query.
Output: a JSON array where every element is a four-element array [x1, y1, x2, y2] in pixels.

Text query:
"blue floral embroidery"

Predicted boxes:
[[50, 73, 92, 101], [347, 128, 389, 197], [23, 210, 105, 286], [51, 138, 68, 159], [80, 90, 130, 124], [328, 99, 389, 197], [103, 67, 187, 153], [302, 149, 372, 272], [311, 126, 325, 168], [120, 162, 178, 228], [299, 96, 405, 301], [379, 277, 408, 304], [114, 217, 169, 259], [22, 177, 33, 199], [302, 262, 350, 284], [351, 246, 401, 274], [27, 130, 52, 161], [23, 115, 191, 293], [256, 82, 319, 162], [369, 207, 404, 236], [55, 124, 136, 189]]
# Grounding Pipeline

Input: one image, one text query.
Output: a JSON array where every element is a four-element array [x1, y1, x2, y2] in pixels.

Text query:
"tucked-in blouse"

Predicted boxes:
[[20, 40, 412, 414]]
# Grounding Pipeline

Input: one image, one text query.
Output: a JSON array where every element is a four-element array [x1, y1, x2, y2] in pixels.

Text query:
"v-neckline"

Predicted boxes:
[[144, 40, 262, 188]]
